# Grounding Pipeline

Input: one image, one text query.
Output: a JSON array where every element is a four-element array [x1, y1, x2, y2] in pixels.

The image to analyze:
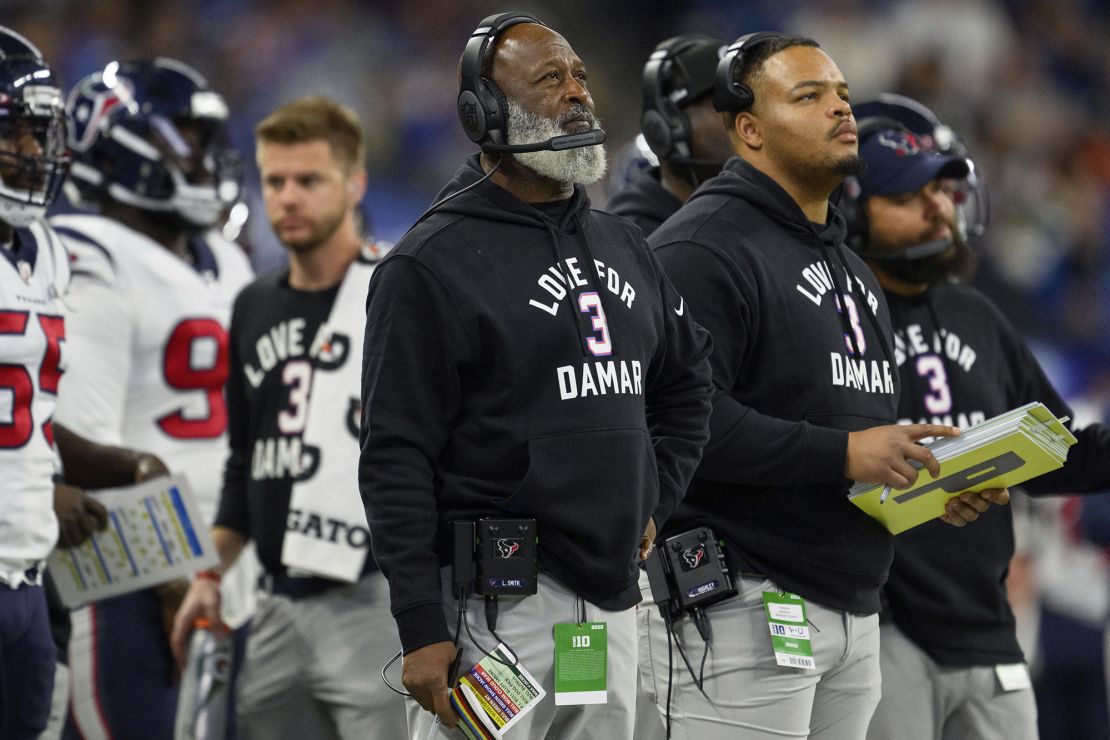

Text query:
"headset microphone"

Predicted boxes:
[[860, 238, 951, 262], [482, 128, 606, 154]]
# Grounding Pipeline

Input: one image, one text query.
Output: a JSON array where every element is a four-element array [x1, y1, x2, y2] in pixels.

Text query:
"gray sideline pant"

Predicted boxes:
[[639, 571, 881, 739], [866, 622, 1038, 740], [236, 571, 407, 740], [409, 568, 638, 739]]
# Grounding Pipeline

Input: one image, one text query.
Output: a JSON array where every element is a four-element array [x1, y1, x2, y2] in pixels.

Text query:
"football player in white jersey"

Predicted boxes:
[[51, 58, 254, 739], [0, 26, 72, 739]]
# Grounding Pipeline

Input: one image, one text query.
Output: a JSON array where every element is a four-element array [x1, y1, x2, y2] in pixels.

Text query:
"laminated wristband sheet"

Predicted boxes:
[[450, 644, 545, 740], [49, 475, 217, 608]]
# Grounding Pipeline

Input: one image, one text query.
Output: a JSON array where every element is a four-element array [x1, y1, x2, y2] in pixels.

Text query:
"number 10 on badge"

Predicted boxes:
[[762, 592, 816, 670], [553, 622, 607, 705]]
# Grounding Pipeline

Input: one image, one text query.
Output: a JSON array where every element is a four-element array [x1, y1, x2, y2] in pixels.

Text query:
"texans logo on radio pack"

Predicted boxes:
[[496, 538, 521, 559], [681, 545, 706, 571]]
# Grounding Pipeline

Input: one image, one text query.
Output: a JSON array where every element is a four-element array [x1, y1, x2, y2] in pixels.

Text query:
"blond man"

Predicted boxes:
[[172, 97, 405, 739]]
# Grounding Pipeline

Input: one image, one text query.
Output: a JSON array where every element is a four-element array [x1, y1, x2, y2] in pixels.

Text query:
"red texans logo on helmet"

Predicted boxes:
[[876, 129, 922, 157], [496, 539, 521, 559], [71, 77, 132, 152]]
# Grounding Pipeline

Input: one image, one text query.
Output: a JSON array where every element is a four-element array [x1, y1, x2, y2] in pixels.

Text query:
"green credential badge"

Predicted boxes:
[[553, 622, 607, 705], [762, 591, 815, 670]]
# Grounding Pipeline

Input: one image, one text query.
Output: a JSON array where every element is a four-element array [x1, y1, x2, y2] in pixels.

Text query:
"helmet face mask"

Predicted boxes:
[[65, 58, 238, 229], [0, 28, 70, 228]]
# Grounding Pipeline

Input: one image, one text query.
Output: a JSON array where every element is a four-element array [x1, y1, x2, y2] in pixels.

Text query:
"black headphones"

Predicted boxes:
[[457, 12, 545, 149], [712, 31, 785, 113], [840, 116, 917, 254], [641, 36, 714, 161]]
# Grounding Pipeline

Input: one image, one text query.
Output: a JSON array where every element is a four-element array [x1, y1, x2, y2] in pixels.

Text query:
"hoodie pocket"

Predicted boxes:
[[500, 427, 656, 585]]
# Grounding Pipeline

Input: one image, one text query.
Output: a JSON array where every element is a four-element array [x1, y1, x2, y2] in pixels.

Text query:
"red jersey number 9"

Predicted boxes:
[[158, 318, 229, 439]]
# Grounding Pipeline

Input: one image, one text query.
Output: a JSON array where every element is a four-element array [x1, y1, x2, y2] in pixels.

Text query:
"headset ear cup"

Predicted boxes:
[[457, 89, 486, 143], [713, 50, 754, 112], [840, 176, 868, 253], [672, 110, 693, 160], [641, 109, 673, 160], [732, 84, 753, 112], [457, 12, 545, 148], [714, 31, 784, 112]]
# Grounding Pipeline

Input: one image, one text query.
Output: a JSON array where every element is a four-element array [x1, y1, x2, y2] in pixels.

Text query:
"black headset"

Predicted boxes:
[[840, 116, 907, 254], [641, 36, 717, 162], [457, 12, 545, 149], [841, 115, 963, 265], [712, 31, 785, 113]]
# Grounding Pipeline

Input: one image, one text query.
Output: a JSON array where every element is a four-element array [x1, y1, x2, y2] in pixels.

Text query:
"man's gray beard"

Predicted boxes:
[[505, 100, 607, 186]]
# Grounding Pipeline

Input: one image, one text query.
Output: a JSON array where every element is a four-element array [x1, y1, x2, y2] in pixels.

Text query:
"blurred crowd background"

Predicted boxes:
[[12, 0, 1110, 390], [8, 0, 1110, 736]]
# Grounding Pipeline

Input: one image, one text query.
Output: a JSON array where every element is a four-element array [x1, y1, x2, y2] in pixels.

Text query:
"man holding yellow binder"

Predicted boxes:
[[843, 94, 1110, 740]]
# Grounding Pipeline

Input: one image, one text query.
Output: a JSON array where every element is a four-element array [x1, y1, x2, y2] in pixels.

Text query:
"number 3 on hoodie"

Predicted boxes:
[[578, 292, 612, 357]]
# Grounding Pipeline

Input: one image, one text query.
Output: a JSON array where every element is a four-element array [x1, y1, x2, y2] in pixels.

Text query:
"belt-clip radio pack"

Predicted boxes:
[[645, 525, 736, 621], [453, 518, 538, 596]]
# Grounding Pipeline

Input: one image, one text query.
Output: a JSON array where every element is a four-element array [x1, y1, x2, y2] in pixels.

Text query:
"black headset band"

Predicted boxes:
[[641, 48, 671, 117], [642, 35, 726, 162], [641, 36, 707, 114], [457, 12, 545, 146], [713, 31, 786, 113], [459, 13, 544, 98]]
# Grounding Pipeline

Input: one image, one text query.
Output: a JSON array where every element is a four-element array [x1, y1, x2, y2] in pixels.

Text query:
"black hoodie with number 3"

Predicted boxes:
[[650, 157, 900, 615], [359, 155, 714, 655]]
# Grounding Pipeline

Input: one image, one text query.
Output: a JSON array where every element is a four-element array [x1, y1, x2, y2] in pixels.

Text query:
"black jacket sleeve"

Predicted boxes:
[[654, 240, 847, 487], [643, 250, 714, 525], [359, 255, 468, 655], [994, 309, 1110, 495], [215, 294, 250, 537]]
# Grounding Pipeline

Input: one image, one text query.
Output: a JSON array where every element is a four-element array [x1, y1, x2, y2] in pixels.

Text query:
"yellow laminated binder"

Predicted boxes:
[[849, 403, 1077, 535]]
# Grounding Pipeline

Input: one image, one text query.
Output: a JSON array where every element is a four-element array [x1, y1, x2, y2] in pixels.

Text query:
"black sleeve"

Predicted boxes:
[[214, 294, 251, 536], [653, 240, 847, 487], [359, 255, 468, 655], [643, 249, 714, 525], [988, 305, 1110, 496], [1026, 424, 1110, 495]]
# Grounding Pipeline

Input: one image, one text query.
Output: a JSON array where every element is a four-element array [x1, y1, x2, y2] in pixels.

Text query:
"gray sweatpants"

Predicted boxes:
[[866, 622, 1038, 740], [236, 571, 407, 740], [639, 571, 881, 739], [409, 569, 638, 739]]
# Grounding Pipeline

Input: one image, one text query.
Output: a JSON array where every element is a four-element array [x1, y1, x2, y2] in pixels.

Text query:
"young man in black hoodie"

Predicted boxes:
[[846, 97, 1110, 740], [608, 35, 733, 236], [640, 34, 1006, 738], [359, 13, 714, 739]]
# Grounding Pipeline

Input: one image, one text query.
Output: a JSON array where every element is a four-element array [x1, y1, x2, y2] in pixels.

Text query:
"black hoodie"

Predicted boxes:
[[607, 167, 683, 237], [650, 157, 900, 614], [359, 155, 714, 654], [884, 282, 1110, 666]]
